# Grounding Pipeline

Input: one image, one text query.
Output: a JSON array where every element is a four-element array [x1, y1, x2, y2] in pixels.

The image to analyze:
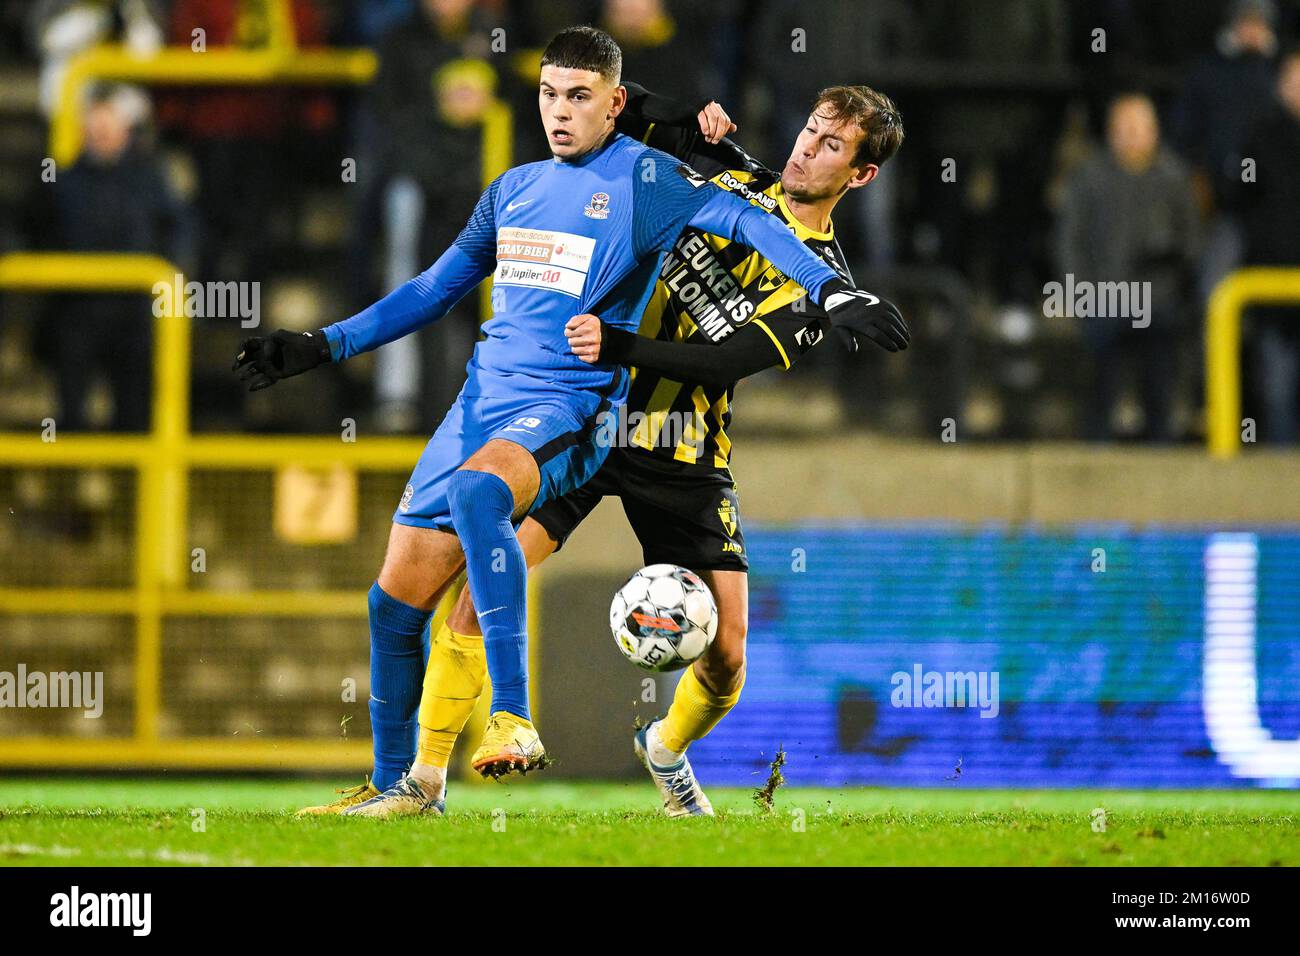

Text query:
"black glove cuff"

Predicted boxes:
[[815, 277, 850, 309], [600, 323, 635, 364], [311, 330, 333, 364]]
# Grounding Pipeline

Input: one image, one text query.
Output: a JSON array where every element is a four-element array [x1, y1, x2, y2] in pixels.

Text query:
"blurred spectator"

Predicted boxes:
[[1169, 0, 1278, 304], [1075, 0, 1225, 79], [335, 0, 417, 333], [337, 0, 417, 46], [757, 0, 922, 270], [370, 0, 500, 193], [365, 0, 503, 431], [1057, 93, 1198, 442], [27, 0, 164, 118], [602, 0, 708, 105], [929, 0, 1069, 301], [5, 0, 1293, 442], [1237, 47, 1300, 443], [158, 0, 336, 283], [46, 84, 193, 431]]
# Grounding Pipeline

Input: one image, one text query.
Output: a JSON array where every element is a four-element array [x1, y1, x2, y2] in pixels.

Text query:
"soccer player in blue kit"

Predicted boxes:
[[235, 26, 908, 814]]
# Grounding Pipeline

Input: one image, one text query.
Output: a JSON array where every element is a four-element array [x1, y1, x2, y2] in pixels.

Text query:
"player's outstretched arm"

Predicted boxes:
[[566, 286, 904, 387], [232, 175, 502, 390], [629, 154, 909, 354], [685, 190, 910, 352], [619, 80, 735, 143], [233, 329, 332, 391], [619, 81, 752, 178], [231, 244, 488, 391], [566, 313, 783, 387], [815, 278, 910, 353], [320, 243, 493, 362]]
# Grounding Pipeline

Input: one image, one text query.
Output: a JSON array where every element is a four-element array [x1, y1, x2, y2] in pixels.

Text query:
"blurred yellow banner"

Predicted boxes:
[[273, 464, 358, 544]]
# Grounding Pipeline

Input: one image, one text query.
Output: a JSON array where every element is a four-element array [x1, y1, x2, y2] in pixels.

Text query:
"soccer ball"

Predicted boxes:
[[609, 564, 717, 672]]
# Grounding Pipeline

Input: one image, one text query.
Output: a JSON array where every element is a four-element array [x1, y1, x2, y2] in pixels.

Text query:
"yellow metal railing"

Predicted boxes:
[[7, 22, 520, 770], [51, 47, 377, 168], [0, 254, 533, 770], [3, 23, 520, 768], [266, 0, 298, 52], [1206, 268, 1300, 458], [0, 254, 357, 767], [49, 34, 511, 338]]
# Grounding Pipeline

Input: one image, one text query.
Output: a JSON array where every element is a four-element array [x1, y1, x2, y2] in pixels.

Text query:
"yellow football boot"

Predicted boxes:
[[470, 712, 546, 778], [295, 778, 379, 816]]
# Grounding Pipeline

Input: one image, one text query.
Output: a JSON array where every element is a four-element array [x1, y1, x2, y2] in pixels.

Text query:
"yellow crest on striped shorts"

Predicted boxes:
[[717, 497, 737, 538]]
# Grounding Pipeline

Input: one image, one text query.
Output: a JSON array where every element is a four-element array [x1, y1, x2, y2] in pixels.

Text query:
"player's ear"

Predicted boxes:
[[608, 84, 628, 121], [847, 162, 879, 190]]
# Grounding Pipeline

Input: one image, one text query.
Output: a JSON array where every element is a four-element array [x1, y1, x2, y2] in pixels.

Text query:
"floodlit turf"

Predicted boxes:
[[0, 777, 1296, 867]]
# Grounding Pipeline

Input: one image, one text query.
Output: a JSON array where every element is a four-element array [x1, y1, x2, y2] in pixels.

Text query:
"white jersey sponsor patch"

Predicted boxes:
[[495, 227, 596, 298]]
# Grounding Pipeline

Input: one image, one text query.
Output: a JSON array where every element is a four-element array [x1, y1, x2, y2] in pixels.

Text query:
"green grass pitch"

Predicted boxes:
[[1, 777, 1297, 866]]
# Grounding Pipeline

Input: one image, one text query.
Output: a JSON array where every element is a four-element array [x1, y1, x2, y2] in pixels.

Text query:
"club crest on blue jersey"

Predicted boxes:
[[584, 192, 610, 219]]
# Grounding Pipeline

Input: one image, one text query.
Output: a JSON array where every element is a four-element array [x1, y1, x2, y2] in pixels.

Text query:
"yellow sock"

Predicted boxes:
[[415, 621, 486, 769], [660, 663, 744, 754]]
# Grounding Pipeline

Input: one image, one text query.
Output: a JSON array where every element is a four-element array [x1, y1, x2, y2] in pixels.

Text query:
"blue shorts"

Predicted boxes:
[[394, 390, 613, 531]]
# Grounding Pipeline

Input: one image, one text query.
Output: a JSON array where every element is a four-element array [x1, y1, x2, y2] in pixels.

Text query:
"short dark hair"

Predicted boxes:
[[812, 85, 904, 167], [540, 26, 622, 85]]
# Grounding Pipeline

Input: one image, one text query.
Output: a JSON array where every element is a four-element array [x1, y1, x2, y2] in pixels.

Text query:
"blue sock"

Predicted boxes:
[[446, 469, 530, 720], [367, 581, 432, 790]]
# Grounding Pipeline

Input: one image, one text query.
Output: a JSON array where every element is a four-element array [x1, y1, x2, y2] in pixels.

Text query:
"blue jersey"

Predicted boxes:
[[323, 132, 840, 413]]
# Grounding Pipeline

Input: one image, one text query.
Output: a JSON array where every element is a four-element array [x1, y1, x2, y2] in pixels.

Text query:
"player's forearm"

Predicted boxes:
[[621, 80, 707, 128], [601, 322, 779, 388], [687, 192, 838, 303], [620, 82, 746, 177], [323, 245, 484, 361]]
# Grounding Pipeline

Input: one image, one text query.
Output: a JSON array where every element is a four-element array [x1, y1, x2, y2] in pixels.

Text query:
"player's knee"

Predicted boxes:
[[367, 578, 426, 628], [375, 559, 429, 610], [698, 657, 745, 699], [376, 550, 410, 602], [376, 526, 426, 606], [447, 468, 511, 519], [701, 627, 746, 692], [445, 469, 475, 517], [715, 644, 747, 685], [716, 612, 747, 655], [447, 582, 479, 634]]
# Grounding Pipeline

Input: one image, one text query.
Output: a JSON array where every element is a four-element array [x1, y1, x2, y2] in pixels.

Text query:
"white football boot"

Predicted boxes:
[[634, 720, 715, 818]]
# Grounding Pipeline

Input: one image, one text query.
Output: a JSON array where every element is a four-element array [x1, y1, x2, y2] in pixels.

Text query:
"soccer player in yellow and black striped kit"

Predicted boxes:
[[325, 79, 907, 818]]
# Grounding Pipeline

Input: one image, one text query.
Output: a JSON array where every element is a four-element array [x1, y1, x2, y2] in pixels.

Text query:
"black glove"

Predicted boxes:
[[233, 329, 332, 391], [817, 279, 910, 353]]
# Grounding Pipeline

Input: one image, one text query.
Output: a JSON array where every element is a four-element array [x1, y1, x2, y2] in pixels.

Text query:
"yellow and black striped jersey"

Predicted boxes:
[[616, 120, 853, 468]]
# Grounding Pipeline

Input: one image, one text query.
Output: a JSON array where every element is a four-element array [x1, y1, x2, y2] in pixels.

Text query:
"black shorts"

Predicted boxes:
[[531, 446, 748, 573]]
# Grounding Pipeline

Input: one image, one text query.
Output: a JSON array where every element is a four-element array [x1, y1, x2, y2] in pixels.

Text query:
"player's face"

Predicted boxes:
[[539, 65, 626, 160], [781, 109, 876, 202]]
